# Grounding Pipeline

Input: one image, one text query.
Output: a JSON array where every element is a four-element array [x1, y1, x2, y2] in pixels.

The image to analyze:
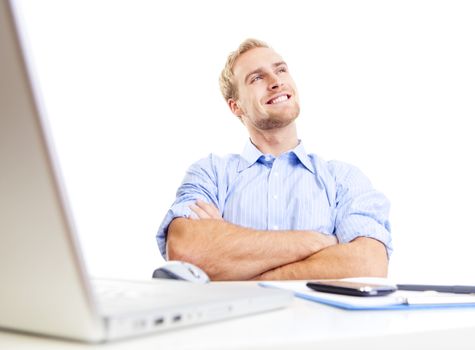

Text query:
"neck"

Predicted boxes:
[[248, 123, 299, 156]]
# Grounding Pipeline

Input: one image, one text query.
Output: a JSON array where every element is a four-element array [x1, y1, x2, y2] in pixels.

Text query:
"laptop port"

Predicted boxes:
[[172, 314, 182, 323], [154, 317, 164, 326]]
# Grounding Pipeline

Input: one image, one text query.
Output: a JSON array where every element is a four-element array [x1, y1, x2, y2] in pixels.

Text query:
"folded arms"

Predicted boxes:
[[167, 200, 388, 281]]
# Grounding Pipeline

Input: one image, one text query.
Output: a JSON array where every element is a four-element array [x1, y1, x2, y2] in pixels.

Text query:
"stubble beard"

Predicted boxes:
[[254, 104, 301, 131]]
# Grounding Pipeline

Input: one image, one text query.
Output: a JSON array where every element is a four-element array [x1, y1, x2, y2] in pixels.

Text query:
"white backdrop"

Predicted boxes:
[[16, 0, 475, 283]]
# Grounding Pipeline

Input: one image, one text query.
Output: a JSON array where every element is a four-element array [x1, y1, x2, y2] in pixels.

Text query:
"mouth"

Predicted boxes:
[[266, 93, 292, 105]]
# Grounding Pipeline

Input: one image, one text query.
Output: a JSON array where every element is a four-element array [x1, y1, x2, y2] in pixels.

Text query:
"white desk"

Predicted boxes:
[[1, 293, 475, 350]]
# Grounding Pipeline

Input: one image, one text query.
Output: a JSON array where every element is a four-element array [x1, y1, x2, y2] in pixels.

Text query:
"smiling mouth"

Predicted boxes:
[[266, 94, 291, 105]]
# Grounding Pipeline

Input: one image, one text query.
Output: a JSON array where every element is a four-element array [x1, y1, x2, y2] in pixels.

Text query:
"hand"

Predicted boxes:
[[321, 233, 338, 248], [252, 234, 338, 281], [189, 199, 223, 220]]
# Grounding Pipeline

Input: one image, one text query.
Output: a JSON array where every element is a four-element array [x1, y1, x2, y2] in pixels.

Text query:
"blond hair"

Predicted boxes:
[[219, 38, 269, 102]]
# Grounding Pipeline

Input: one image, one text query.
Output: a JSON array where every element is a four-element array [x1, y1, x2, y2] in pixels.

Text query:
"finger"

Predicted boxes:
[[190, 204, 210, 219], [189, 203, 211, 219], [208, 203, 222, 218], [195, 199, 222, 220], [189, 211, 199, 220]]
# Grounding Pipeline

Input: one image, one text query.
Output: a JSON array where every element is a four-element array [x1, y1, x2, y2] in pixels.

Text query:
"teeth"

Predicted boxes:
[[270, 95, 288, 104]]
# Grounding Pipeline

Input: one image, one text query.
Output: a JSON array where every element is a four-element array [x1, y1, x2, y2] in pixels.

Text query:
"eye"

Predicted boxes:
[[277, 66, 287, 74], [250, 75, 262, 84]]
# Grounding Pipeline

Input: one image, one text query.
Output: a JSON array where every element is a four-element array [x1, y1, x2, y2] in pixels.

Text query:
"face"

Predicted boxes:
[[229, 47, 300, 131]]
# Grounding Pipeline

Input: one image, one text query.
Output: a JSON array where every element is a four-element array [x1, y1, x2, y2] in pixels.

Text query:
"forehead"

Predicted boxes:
[[232, 47, 284, 81]]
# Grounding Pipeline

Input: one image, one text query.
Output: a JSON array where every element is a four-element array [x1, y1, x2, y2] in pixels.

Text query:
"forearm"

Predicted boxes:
[[255, 237, 388, 280], [167, 218, 336, 281]]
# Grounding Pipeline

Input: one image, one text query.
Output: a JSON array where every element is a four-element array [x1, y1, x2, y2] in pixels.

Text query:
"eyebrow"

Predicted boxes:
[[244, 61, 288, 83]]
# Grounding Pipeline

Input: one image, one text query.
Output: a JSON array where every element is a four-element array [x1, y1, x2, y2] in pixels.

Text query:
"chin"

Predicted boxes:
[[269, 105, 300, 122], [257, 114, 299, 130]]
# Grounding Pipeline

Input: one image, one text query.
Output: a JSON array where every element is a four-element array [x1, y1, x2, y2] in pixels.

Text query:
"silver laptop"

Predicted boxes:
[[0, 0, 292, 343]]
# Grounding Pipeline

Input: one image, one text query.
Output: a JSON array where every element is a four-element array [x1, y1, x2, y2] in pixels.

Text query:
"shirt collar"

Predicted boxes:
[[237, 139, 315, 174], [237, 139, 263, 172], [290, 141, 315, 174]]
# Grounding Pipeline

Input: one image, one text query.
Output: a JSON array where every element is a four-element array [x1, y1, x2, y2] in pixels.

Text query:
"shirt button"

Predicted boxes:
[[274, 172, 279, 177], [272, 225, 279, 230], [273, 195, 278, 200]]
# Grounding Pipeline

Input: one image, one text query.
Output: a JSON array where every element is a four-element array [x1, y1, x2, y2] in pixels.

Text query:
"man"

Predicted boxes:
[[157, 39, 392, 281]]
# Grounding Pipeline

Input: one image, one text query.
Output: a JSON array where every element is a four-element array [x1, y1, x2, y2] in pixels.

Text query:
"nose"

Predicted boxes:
[[268, 74, 283, 91]]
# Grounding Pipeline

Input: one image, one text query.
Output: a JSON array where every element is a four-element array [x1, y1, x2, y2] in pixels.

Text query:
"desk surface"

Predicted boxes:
[[2, 293, 475, 350]]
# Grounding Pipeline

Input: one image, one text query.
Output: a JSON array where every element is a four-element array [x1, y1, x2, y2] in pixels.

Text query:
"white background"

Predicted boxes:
[[15, 0, 475, 283]]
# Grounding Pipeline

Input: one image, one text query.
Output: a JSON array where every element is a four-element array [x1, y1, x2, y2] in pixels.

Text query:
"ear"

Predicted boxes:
[[227, 98, 242, 118]]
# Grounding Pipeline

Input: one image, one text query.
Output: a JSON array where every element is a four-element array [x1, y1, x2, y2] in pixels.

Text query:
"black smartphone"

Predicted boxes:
[[306, 280, 397, 297]]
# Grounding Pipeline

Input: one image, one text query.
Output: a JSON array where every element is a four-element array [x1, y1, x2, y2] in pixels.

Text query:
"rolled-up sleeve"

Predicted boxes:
[[156, 155, 219, 259], [331, 162, 393, 257]]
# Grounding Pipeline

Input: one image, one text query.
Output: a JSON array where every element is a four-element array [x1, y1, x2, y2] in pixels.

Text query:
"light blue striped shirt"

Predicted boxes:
[[156, 140, 392, 258]]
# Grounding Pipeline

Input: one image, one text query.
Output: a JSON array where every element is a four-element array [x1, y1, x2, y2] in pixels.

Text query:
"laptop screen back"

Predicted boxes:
[[0, 0, 104, 341]]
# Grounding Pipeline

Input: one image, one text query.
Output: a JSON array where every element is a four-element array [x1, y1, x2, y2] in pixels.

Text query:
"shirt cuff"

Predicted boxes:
[[335, 214, 393, 257], [156, 202, 194, 259]]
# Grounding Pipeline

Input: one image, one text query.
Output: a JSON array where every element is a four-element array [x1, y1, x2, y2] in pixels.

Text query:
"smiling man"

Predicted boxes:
[[156, 39, 392, 281]]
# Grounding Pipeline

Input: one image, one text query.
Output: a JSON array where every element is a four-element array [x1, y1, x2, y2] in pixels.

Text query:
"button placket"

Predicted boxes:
[[268, 158, 282, 230]]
